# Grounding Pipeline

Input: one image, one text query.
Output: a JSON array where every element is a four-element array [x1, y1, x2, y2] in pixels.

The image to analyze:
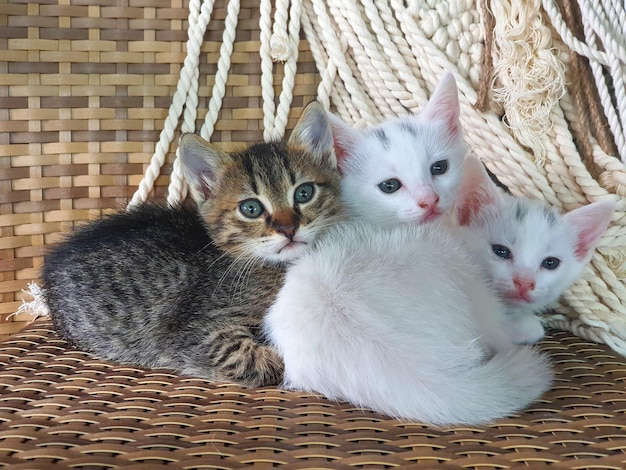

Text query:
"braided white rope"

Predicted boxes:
[[129, 0, 215, 207], [542, 0, 626, 162], [259, 0, 305, 141], [272, 0, 302, 139], [166, 0, 203, 206], [260, 0, 276, 140], [199, 0, 241, 141], [167, 0, 241, 208]]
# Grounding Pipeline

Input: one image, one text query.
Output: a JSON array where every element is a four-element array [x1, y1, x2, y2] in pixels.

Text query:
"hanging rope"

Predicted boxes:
[[129, 0, 216, 207]]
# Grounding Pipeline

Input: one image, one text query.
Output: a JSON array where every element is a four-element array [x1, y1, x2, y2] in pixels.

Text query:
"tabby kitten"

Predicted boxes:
[[42, 102, 343, 387]]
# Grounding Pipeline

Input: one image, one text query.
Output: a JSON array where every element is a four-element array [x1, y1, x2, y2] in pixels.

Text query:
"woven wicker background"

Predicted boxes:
[[1, 320, 626, 468], [0, 0, 320, 339]]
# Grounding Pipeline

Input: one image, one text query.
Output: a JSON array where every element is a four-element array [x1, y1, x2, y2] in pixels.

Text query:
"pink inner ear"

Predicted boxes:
[[457, 192, 483, 226], [422, 74, 461, 138], [574, 227, 602, 261], [567, 201, 614, 261], [455, 158, 499, 226], [448, 116, 460, 138], [333, 135, 348, 161], [333, 136, 350, 174]]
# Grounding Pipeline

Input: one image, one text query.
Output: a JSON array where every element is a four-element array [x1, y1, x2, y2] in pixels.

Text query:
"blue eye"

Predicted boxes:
[[430, 159, 448, 176], [294, 183, 315, 203], [239, 199, 264, 218], [378, 178, 402, 194], [492, 244, 512, 260], [541, 257, 560, 270]]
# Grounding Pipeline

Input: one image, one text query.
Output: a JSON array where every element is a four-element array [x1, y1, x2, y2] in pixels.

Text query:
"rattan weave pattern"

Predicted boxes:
[[0, 0, 319, 335], [0, 320, 624, 469]]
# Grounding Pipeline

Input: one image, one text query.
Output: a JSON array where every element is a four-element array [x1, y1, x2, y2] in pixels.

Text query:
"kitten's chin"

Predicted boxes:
[[502, 292, 544, 312], [420, 210, 443, 223], [401, 210, 443, 225], [265, 241, 310, 264]]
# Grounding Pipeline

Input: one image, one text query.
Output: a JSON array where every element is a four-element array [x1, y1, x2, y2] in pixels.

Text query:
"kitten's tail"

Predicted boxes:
[[404, 346, 552, 425]]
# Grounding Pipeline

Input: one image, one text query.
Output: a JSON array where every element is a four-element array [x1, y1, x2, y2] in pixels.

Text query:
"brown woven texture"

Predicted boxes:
[[0, 0, 319, 337], [0, 319, 624, 469]]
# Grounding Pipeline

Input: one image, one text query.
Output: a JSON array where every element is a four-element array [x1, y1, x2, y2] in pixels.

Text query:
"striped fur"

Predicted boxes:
[[43, 102, 343, 387]]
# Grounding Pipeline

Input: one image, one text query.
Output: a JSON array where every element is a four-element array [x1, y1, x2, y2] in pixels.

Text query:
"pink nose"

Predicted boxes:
[[418, 194, 439, 209], [513, 277, 536, 296]]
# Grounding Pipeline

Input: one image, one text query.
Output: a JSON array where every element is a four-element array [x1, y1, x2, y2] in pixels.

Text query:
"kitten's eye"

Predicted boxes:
[[239, 199, 264, 218], [430, 159, 448, 176], [294, 183, 315, 204], [492, 244, 512, 260], [541, 257, 561, 270], [378, 178, 402, 194]]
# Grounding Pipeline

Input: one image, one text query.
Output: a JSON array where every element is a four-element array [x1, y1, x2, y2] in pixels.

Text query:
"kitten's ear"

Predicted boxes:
[[455, 156, 503, 226], [288, 101, 335, 165], [563, 200, 615, 262], [326, 112, 357, 171], [421, 72, 461, 137], [178, 133, 230, 203]]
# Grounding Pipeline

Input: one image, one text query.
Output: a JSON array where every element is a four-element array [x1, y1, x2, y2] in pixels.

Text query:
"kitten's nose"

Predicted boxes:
[[417, 194, 439, 209], [276, 225, 297, 240], [514, 277, 536, 296], [271, 209, 299, 240]]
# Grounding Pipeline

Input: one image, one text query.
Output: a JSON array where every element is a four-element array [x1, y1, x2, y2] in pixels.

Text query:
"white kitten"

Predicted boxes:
[[264, 220, 552, 425], [330, 73, 467, 227], [453, 157, 616, 344]]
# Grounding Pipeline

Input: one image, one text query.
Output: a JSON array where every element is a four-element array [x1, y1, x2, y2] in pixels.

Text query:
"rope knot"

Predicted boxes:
[[270, 32, 292, 62]]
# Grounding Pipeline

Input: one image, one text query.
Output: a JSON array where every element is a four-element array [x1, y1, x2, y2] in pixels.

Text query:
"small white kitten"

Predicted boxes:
[[453, 156, 615, 344], [264, 219, 552, 425]]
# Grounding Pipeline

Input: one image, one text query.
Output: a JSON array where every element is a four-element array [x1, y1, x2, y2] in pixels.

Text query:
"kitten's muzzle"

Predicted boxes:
[[270, 209, 300, 240]]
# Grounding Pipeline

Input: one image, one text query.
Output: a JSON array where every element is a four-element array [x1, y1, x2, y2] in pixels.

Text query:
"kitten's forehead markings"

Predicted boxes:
[[514, 201, 528, 222], [240, 152, 259, 195], [280, 148, 297, 186], [372, 128, 390, 150], [398, 120, 419, 139], [542, 206, 558, 226]]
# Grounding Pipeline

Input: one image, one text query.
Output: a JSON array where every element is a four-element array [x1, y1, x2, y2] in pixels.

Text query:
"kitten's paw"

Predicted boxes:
[[202, 324, 285, 387], [503, 312, 545, 345], [219, 344, 284, 388]]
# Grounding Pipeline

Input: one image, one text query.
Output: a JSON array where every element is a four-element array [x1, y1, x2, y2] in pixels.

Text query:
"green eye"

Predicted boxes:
[[294, 183, 315, 204], [239, 198, 264, 218], [378, 178, 401, 194]]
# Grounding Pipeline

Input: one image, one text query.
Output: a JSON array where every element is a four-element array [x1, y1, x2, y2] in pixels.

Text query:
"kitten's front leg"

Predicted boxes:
[[502, 310, 545, 345], [199, 322, 284, 388]]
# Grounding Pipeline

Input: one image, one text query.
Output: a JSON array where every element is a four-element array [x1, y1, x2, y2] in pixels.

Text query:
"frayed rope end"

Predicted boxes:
[[8, 282, 50, 321]]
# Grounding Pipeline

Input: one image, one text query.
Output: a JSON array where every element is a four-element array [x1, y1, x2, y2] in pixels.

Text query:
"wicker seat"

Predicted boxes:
[[1, 320, 625, 468], [2, 0, 626, 467]]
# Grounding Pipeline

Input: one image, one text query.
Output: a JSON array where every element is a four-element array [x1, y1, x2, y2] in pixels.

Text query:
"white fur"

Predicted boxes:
[[454, 156, 616, 344], [331, 73, 467, 227], [264, 221, 552, 425]]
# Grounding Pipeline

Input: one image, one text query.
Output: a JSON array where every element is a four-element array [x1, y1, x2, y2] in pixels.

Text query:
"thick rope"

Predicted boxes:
[[199, 0, 241, 142], [129, 0, 215, 207], [543, 0, 626, 162], [165, 0, 203, 207]]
